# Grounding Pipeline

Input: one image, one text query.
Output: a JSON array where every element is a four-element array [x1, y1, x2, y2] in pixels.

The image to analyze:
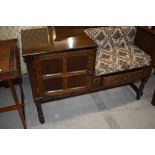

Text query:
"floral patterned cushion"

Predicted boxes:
[[84, 27, 137, 49], [95, 45, 151, 76]]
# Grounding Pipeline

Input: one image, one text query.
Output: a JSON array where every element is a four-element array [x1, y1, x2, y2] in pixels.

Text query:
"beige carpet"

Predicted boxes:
[[31, 100, 155, 129]]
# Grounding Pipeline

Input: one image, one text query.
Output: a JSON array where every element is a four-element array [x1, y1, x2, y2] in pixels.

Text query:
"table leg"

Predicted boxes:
[[19, 83, 26, 120], [8, 80, 27, 129]]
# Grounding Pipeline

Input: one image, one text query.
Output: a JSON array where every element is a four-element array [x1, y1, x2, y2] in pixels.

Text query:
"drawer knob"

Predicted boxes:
[[122, 76, 128, 81]]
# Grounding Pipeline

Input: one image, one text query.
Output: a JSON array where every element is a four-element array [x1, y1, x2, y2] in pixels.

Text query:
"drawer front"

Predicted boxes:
[[102, 68, 149, 88], [93, 77, 102, 88], [34, 49, 96, 97]]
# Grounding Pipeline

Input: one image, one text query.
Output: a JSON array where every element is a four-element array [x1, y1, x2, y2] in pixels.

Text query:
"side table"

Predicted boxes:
[[0, 39, 26, 129]]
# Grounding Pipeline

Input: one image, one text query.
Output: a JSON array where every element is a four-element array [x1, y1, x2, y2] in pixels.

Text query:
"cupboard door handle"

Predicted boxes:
[[87, 70, 93, 75]]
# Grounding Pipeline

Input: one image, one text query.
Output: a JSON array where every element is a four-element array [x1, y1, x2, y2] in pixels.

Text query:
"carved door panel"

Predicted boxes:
[[35, 49, 96, 97]]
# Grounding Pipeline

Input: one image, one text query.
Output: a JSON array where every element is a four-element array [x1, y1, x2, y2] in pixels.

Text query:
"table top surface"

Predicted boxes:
[[21, 27, 97, 57], [0, 40, 18, 80]]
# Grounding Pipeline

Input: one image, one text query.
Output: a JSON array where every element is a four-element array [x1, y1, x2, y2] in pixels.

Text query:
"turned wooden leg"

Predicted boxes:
[[136, 77, 149, 100], [129, 76, 149, 100], [36, 103, 45, 124], [8, 80, 27, 129], [151, 91, 155, 106]]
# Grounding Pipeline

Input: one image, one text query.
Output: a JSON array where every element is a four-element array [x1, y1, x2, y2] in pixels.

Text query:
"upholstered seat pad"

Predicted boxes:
[[95, 45, 151, 76]]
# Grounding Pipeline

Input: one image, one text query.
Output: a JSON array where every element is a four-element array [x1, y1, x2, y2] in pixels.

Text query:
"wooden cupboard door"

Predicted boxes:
[[35, 55, 64, 96], [40, 58, 63, 75], [65, 51, 95, 90], [35, 49, 96, 97], [66, 55, 88, 72]]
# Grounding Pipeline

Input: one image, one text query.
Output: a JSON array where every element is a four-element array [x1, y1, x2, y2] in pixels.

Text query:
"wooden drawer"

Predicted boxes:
[[102, 68, 148, 88]]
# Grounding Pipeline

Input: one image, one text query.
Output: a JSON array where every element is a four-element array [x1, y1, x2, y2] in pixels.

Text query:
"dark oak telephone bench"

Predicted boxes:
[[0, 39, 26, 129], [21, 26, 155, 124]]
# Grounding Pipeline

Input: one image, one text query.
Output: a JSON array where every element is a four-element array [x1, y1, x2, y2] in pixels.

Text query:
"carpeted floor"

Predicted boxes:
[[0, 74, 155, 129]]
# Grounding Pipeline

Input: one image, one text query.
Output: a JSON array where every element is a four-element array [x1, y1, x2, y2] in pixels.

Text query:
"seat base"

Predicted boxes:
[[95, 46, 151, 76]]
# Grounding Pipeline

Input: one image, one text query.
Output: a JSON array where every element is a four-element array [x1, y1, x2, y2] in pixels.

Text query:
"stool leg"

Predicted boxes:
[[8, 80, 27, 129]]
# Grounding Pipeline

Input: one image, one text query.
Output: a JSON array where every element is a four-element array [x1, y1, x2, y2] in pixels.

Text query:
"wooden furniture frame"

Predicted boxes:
[[21, 26, 155, 124], [0, 39, 26, 129]]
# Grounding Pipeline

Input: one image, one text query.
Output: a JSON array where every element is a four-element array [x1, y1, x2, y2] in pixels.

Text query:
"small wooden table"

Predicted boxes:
[[0, 39, 26, 129]]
